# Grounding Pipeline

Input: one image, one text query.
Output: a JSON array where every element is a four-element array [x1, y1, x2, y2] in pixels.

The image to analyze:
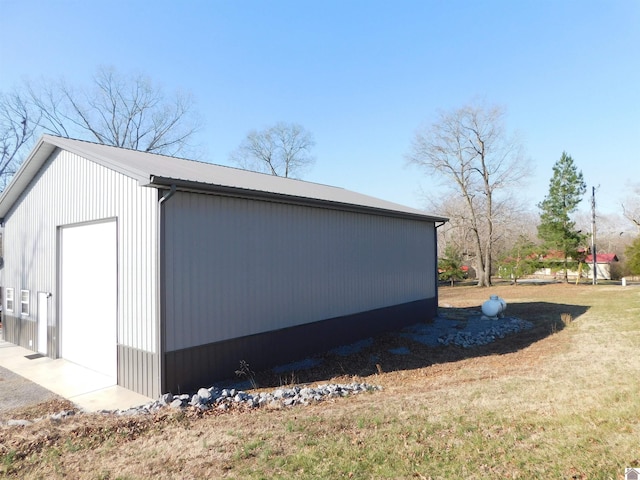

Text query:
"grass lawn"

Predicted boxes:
[[1, 283, 639, 479]]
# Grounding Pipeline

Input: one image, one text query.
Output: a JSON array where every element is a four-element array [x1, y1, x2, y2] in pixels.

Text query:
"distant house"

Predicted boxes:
[[585, 253, 619, 280], [0, 135, 447, 398], [533, 250, 580, 278], [531, 250, 619, 281]]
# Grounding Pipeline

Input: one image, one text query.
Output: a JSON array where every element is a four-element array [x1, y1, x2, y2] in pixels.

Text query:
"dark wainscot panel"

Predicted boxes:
[[164, 297, 436, 394]]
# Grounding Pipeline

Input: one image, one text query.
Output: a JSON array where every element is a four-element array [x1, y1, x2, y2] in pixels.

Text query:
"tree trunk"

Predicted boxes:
[[463, 193, 487, 287], [483, 241, 493, 286], [484, 216, 493, 286], [481, 149, 493, 287], [562, 235, 569, 283], [474, 241, 487, 287]]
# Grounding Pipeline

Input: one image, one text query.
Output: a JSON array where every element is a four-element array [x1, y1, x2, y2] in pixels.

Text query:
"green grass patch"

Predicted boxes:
[[223, 286, 640, 479], [3, 285, 639, 479]]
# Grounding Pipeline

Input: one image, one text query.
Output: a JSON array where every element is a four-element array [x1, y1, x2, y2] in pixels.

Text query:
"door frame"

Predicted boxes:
[[37, 291, 49, 354]]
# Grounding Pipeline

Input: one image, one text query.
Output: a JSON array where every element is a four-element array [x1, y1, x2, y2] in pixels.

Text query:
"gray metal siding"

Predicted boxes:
[[3, 315, 36, 349], [1, 149, 159, 397], [118, 345, 160, 398], [163, 191, 436, 352]]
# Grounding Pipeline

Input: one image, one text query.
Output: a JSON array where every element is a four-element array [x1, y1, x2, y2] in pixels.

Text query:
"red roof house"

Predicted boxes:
[[585, 253, 619, 264], [585, 253, 619, 280]]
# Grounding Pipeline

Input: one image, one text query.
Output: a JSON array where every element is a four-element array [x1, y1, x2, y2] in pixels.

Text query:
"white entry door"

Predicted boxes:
[[37, 292, 48, 354], [60, 220, 117, 379]]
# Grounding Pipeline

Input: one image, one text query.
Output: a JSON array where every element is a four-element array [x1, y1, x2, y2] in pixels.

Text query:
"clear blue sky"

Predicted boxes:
[[1, 0, 638, 219]]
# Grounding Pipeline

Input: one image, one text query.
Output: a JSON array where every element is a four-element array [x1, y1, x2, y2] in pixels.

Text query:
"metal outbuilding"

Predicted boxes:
[[0, 135, 447, 398]]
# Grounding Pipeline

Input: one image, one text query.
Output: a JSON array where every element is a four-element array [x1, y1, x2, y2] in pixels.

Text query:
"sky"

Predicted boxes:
[[1, 0, 639, 225]]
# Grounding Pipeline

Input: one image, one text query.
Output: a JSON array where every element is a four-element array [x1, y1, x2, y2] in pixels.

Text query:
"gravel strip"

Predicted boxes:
[[0, 365, 59, 415]]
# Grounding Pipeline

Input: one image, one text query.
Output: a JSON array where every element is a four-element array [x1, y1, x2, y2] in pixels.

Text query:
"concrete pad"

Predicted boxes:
[[0, 340, 151, 412]]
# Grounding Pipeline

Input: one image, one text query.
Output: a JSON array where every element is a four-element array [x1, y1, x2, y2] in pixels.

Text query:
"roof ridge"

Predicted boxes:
[[41, 135, 348, 191]]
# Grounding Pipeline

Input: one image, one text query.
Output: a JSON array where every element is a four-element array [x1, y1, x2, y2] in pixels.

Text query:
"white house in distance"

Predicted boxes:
[[0, 135, 447, 398], [585, 253, 619, 280]]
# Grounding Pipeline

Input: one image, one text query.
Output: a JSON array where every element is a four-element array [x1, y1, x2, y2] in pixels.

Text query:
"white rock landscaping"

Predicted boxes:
[[3, 309, 535, 426], [438, 317, 534, 348], [102, 382, 381, 417]]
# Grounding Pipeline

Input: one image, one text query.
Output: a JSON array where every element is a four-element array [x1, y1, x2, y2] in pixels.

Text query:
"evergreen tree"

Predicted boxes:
[[497, 235, 540, 285], [537, 152, 587, 282], [438, 245, 466, 286], [625, 236, 640, 275]]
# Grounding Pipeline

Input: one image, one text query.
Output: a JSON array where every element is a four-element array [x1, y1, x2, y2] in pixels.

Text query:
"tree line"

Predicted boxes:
[[406, 102, 640, 285], [2, 67, 639, 281], [429, 144, 640, 284]]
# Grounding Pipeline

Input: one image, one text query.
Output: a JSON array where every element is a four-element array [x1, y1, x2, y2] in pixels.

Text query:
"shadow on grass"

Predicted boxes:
[[247, 301, 590, 389]]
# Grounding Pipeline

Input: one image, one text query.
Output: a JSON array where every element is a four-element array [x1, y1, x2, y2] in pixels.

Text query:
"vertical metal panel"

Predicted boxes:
[[163, 192, 435, 352], [2, 149, 159, 396], [117, 345, 159, 398], [3, 315, 37, 349]]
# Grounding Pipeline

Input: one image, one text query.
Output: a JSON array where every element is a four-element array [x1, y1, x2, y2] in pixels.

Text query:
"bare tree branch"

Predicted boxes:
[[0, 88, 40, 188], [621, 183, 640, 231], [27, 66, 201, 157], [0, 68, 201, 192], [230, 122, 315, 178]]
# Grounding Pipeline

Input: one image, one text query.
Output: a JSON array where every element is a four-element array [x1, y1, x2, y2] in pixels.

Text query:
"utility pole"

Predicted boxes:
[[591, 186, 597, 285]]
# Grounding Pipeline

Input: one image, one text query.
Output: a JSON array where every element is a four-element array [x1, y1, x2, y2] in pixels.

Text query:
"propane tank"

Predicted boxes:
[[481, 295, 507, 319]]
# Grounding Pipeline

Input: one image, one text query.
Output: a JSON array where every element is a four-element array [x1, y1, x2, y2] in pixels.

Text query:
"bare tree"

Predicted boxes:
[[0, 87, 40, 189], [433, 192, 537, 280], [28, 66, 201, 156], [622, 182, 640, 232], [231, 122, 315, 178], [407, 102, 529, 286], [0, 67, 201, 191], [430, 196, 480, 268]]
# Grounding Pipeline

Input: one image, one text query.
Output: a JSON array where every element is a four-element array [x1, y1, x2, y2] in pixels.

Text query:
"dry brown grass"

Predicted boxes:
[[1, 283, 639, 479]]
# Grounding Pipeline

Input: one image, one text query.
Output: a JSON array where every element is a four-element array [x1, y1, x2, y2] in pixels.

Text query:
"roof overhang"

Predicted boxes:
[[149, 175, 449, 223]]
